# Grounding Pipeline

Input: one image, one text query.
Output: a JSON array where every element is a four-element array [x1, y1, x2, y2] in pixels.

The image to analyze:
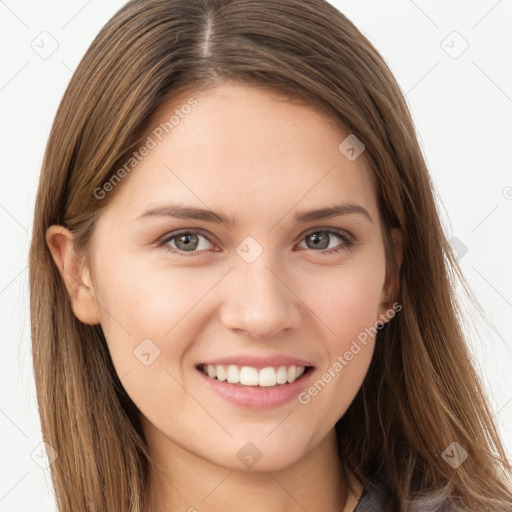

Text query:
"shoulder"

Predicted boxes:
[[352, 479, 388, 512], [353, 478, 464, 512]]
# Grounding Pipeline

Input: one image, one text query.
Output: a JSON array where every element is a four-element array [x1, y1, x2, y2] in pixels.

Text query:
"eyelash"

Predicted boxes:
[[156, 228, 355, 257]]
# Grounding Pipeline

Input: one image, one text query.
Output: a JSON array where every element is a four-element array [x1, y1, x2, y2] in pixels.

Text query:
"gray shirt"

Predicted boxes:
[[353, 480, 388, 512], [353, 480, 461, 512]]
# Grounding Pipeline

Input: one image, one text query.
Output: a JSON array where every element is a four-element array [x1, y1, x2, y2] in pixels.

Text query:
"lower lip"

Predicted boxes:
[[196, 367, 315, 409]]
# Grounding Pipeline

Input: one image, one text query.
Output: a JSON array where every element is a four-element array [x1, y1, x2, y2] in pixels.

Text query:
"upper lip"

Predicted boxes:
[[198, 355, 314, 369]]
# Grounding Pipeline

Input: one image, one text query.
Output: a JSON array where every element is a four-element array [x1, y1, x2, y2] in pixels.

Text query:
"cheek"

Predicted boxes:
[[301, 260, 385, 346], [91, 253, 216, 370], [294, 261, 384, 413], [91, 254, 216, 419]]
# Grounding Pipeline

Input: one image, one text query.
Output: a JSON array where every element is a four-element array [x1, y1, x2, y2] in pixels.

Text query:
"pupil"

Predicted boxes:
[[308, 232, 329, 250], [176, 233, 198, 251]]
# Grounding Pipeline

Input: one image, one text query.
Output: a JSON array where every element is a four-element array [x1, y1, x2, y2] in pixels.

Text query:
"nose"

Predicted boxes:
[[219, 256, 302, 339]]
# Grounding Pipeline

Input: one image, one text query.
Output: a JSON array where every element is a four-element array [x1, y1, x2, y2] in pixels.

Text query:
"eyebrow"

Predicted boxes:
[[134, 202, 373, 225]]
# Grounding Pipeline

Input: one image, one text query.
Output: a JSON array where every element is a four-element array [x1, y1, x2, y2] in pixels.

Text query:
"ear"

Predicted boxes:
[[377, 227, 403, 325], [46, 225, 101, 325]]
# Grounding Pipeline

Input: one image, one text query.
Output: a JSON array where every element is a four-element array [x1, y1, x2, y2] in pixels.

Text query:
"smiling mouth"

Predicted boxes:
[[197, 363, 314, 388]]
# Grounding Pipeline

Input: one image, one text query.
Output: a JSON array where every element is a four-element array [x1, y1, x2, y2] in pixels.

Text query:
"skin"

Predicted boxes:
[[47, 82, 402, 512]]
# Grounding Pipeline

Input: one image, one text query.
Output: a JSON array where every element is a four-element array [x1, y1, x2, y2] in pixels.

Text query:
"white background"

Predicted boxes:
[[1, 1, 511, 510]]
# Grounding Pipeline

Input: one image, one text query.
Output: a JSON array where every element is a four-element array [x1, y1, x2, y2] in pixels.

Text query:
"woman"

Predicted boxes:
[[29, 0, 512, 510]]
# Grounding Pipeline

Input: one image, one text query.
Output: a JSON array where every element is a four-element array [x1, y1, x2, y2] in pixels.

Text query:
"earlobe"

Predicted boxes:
[[45, 225, 101, 325]]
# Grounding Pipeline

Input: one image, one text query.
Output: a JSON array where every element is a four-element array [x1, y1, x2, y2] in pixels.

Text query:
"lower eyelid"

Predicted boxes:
[[296, 231, 353, 250], [159, 232, 214, 252], [158, 229, 354, 254]]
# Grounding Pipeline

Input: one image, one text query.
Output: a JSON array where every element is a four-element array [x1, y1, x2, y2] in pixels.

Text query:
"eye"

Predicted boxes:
[[296, 229, 354, 254], [156, 228, 354, 257], [157, 230, 216, 255]]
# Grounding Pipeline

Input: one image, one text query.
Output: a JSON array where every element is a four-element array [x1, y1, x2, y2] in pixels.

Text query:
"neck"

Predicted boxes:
[[143, 425, 359, 512]]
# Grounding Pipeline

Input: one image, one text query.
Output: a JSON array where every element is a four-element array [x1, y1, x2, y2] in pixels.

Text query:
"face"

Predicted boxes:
[[81, 82, 395, 472]]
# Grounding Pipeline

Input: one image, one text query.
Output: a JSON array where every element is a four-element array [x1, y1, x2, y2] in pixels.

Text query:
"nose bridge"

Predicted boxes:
[[220, 247, 300, 338], [236, 253, 281, 304]]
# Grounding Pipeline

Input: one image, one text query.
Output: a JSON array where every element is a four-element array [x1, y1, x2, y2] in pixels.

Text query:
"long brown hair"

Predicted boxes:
[[29, 0, 512, 510]]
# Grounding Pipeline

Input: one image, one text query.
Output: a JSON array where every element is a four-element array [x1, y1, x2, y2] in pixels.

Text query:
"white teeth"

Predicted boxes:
[[276, 366, 288, 384], [240, 366, 259, 386], [216, 365, 227, 381], [200, 364, 307, 386], [227, 365, 239, 384], [258, 367, 277, 387]]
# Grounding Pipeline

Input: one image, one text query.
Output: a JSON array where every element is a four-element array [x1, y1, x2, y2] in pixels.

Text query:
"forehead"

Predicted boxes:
[[100, 82, 378, 226]]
